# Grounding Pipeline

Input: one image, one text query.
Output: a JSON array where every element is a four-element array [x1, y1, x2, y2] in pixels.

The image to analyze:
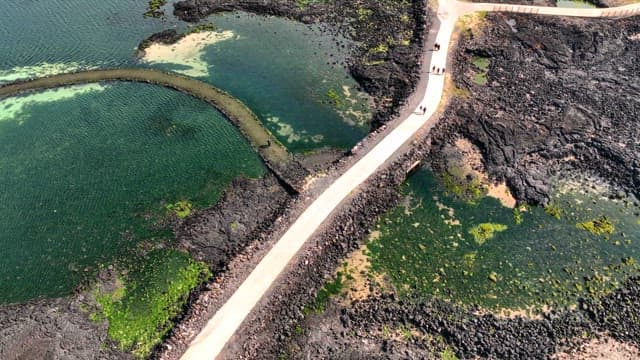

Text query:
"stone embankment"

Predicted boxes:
[[0, 68, 308, 192]]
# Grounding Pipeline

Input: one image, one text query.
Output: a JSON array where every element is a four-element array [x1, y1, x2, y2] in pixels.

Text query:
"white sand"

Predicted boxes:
[[0, 84, 106, 124], [0, 62, 96, 83], [140, 31, 235, 77]]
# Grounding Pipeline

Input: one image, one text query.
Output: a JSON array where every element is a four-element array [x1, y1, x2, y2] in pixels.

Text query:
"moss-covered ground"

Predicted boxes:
[[95, 249, 211, 358]]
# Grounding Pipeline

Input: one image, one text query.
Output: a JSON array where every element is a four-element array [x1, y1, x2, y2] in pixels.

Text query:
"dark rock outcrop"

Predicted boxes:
[[431, 14, 640, 204]]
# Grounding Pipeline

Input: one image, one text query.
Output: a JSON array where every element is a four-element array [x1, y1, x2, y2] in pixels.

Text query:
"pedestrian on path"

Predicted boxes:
[[432, 65, 436, 72], [422, 106, 427, 115]]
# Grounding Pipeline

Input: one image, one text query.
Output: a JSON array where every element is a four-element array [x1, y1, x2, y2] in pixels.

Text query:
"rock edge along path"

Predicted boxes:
[[180, 1, 640, 359], [0, 68, 308, 193]]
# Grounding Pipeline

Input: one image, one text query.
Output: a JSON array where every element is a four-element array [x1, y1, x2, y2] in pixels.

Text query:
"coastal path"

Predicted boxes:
[[180, 1, 640, 358]]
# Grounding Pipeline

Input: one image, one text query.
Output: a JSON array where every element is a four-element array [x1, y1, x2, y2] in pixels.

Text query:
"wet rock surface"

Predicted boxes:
[[176, 174, 289, 273], [171, 0, 429, 128], [431, 14, 640, 204]]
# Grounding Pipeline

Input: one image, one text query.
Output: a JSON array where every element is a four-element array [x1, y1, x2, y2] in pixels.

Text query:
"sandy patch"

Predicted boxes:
[[453, 138, 517, 208], [0, 84, 107, 124], [487, 182, 517, 208], [265, 115, 324, 144], [337, 239, 389, 304], [140, 31, 235, 77], [553, 337, 640, 360]]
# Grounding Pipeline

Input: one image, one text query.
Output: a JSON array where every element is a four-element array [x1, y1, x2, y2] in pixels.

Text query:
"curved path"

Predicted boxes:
[[180, 1, 640, 358], [0, 68, 308, 192]]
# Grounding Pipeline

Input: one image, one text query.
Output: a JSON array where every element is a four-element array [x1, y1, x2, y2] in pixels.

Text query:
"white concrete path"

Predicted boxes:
[[181, 1, 640, 359]]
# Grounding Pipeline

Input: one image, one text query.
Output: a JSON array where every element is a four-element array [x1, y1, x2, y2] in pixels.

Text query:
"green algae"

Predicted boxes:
[[366, 168, 640, 311], [441, 167, 486, 203], [166, 200, 193, 219], [576, 216, 615, 236], [304, 272, 344, 315], [95, 249, 211, 358], [544, 203, 563, 220], [468, 223, 508, 245]]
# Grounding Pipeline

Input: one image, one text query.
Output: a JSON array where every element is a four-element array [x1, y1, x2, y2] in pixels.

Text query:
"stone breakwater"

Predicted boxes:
[[0, 68, 309, 193]]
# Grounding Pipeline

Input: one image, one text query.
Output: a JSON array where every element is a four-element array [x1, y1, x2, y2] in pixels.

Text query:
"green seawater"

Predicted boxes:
[[368, 168, 640, 310], [0, 1, 370, 153], [0, 0, 370, 305], [0, 83, 263, 304]]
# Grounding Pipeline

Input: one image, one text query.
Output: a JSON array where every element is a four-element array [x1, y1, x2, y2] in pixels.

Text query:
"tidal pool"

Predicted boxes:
[[0, 83, 264, 304], [367, 168, 640, 311]]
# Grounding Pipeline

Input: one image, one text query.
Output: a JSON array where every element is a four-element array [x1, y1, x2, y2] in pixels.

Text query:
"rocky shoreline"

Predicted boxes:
[[146, 0, 430, 129], [431, 13, 640, 205]]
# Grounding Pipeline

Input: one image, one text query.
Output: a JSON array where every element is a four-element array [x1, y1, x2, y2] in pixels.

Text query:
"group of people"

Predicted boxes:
[[418, 105, 427, 115], [431, 66, 445, 74], [433, 42, 441, 51]]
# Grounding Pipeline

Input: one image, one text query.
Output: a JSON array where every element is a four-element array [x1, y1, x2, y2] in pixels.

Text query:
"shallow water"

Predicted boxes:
[[368, 168, 640, 310], [0, 83, 263, 303], [0, 1, 369, 152]]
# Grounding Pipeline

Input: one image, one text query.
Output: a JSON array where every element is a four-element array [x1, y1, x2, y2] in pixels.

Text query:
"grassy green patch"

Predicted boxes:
[[468, 223, 508, 245], [442, 347, 459, 360], [304, 272, 344, 315], [166, 200, 193, 219], [473, 73, 488, 85], [95, 249, 211, 358], [577, 216, 615, 236], [472, 57, 490, 71], [544, 203, 562, 220], [471, 56, 490, 85]]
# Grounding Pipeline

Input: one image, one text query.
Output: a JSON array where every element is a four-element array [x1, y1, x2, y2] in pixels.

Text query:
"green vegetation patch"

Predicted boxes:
[[576, 216, 615, 236], [442, 347, 459, 360], [166, 200, 193, 219], [326, 88, 342, 107], [468, 223, 508, 245], [472, 56, 490, 71], [95, 249, 211, 358], [471, 56, 490, 86], [544, 203, 563, 220], [366, 168, 640, 310], [441, 167, 487, 203], [144, 0, 167, 18], [304, 272, 344, 315]]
